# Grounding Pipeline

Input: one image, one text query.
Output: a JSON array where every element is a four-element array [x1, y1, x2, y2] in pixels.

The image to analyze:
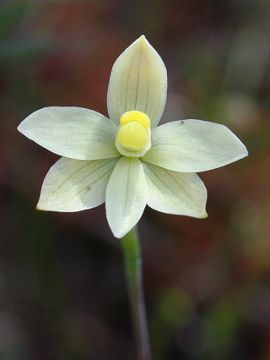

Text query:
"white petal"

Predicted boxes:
[[144, 119, 248, 172], [37, 157, 117, 212], [107, 35, 167, 128], [106, 157, 147, 238], [18, 107, 119, 160], [143, 162, 207, 218]]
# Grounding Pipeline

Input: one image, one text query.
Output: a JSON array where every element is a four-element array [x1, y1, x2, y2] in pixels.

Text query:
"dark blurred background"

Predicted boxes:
[[1, 0, 269, 359]]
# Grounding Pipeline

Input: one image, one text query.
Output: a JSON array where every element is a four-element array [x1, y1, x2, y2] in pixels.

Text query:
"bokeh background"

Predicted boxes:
[[1, 0, 269, 359]]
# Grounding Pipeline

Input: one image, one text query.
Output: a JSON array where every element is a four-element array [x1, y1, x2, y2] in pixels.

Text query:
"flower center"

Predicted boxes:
[[115, 111, 151, 157]]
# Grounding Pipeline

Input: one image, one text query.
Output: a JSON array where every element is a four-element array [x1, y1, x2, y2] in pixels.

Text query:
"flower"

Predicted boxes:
[[17, 35, 248, 238]]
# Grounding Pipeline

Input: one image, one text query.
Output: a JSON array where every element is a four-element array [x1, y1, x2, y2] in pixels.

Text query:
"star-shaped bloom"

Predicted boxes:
[[18, 36, 248, 238]]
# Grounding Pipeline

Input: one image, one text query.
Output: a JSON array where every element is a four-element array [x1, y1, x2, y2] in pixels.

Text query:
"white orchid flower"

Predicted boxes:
[[17, 35, 248, 238]]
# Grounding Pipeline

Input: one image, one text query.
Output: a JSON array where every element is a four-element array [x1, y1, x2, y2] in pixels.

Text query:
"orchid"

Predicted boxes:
[[17, 35, 248, 238]]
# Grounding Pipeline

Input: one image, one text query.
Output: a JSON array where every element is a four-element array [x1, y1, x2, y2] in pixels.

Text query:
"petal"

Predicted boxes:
[[143, 162, 207, 218], [18, 107, 119, 160], [107, 35, 167, 128], [37, 157, 118, 212], [144, 119, 248, 172], [106, 157, 147, 238]]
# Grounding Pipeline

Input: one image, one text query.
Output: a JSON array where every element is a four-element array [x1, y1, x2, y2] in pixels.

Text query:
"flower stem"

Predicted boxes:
[[120, 227, 151, 360]]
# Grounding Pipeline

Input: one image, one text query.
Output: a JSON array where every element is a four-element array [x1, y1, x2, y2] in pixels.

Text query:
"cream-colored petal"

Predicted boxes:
[[143, 119, 248, 172], [37, 157, 118, 212], [143, 162, 207, 218], [18, 107, 119, 160], [105, 157, 148, 238], [107, 35, 167, 128]]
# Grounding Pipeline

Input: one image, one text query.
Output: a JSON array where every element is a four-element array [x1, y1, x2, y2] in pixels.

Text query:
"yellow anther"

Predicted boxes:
[[116, 121, 148, 151], [120, 111, 150, 129], [116, 110, 151, 157]]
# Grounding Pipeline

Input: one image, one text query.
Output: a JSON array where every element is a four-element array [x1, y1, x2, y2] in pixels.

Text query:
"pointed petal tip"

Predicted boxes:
[[135, 34, 150, 49], [36, 200, 54, 212], [111, 224, 135, 239], [36, 200, 53, 212], [226, 126, 249, 161], [230, 142, 249, 164], [133, 35, 156, 52], [112, 229, 127, 239], [17, 121, 25, 134], [199, 211, 208, 219], [242, 145, 249, 158], [36, 203, 44, 211], [188, 207, 208, 219], [138, 34, 148, 43], [232, 132, 249, 158]]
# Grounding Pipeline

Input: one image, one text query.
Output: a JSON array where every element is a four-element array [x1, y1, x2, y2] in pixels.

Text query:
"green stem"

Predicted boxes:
[[120, 227, 151, 360]]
